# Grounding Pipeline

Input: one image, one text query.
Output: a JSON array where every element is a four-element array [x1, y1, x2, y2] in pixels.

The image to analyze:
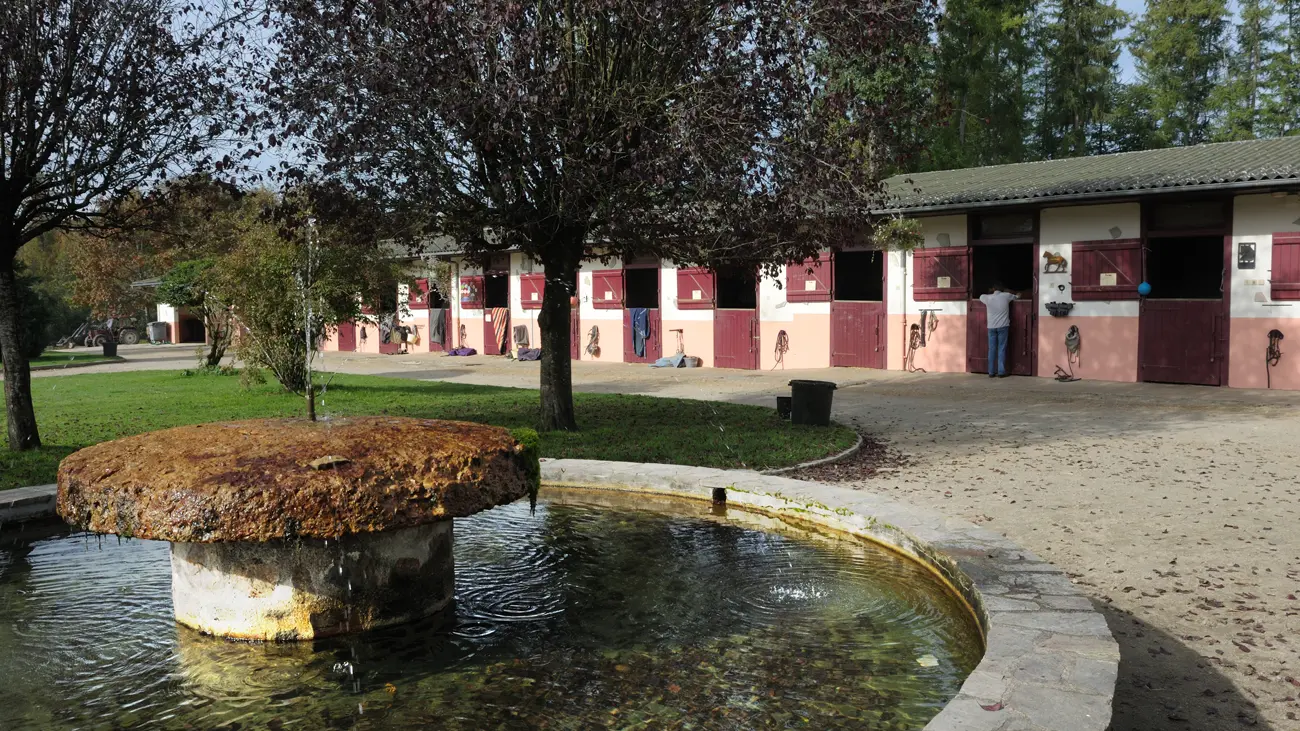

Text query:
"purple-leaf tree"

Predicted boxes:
[[0, 0, 249, 450], [271, 0, 933, 431]]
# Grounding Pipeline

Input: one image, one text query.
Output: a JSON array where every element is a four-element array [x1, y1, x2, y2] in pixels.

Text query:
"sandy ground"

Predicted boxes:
[[29, 349, 1300, 729]]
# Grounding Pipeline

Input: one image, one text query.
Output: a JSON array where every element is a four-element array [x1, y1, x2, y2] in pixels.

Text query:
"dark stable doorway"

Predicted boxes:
[[833, 251, 883, 301], [427, 286, 448, 309], [716, 267, 758, 309], [968, 243, 1035, 376], [483, 274, 509, 308], [830, 251, 886, 368], [624, 268, 659, 308], [971, 243, 1034, 294], [1145, 236, 1223, 299]]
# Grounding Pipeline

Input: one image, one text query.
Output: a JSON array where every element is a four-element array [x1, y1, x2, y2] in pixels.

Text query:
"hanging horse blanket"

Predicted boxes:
[[428, 308, 447, 345], [490, 307, 510, 354], [630, 307, 649, 358]]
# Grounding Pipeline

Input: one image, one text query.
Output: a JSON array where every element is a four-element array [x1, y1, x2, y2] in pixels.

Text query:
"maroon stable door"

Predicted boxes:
[[1139, 300, 1224, 385], [622, 309, 662, 363], [714, 309, 759, 370], [830, 302, 886, 369], [484, 309, 509, 355], [335, 322, 357, 352], [967, 299, 1035, 376]]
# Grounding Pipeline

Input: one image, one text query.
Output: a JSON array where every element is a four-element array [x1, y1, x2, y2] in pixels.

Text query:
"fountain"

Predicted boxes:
[[54, 416, 538, 641]]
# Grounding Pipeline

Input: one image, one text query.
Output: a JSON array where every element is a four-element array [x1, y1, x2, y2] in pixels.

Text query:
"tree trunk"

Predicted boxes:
[[0, 263, 41, 450], [538, 256, 578, 432]]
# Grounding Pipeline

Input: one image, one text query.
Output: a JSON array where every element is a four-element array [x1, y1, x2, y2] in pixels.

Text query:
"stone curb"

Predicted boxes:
[[539, 459, 1119, 731], [759, 429, 864, 476], [0, 483, 57, 524]]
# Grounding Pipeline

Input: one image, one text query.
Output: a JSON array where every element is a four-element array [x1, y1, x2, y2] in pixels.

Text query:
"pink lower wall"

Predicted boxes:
[[579, 317, 624, 361], [1037, 316, 1139, 382], [456, 313, 486, 353], [761, 314, 831, 370], [886, 314, 967, 373], [1229, 319, 1299, 389], [662, 319, 714, 366]]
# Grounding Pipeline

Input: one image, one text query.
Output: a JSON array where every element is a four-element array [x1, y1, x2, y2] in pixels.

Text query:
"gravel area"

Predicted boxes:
[[824, 379, 1300, 731]]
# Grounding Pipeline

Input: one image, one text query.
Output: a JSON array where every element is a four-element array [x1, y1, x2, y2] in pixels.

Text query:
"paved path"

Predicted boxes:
[[26, 349, 1300, 728]]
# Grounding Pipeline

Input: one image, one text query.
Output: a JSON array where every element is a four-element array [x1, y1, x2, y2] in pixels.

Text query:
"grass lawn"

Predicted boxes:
[[24, 351, 119, 369], [0, 370, 856, 490]]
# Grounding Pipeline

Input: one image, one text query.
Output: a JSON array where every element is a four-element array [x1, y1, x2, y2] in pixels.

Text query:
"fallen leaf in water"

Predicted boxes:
[[916, 654, 938, 667], [980, 702, 1003, 711], [667, 684, 681, 694], [615, 664, 629, 673]]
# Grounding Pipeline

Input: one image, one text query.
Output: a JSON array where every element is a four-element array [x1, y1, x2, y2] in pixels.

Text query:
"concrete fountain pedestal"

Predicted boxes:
[[56, 417, 538, 641]]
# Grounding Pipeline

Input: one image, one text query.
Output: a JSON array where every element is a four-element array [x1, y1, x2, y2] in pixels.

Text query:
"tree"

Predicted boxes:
[[1035, 0, 1129, 158], [270, 0, 934, 431], [1262, 0, 1300, 134], [1129, 0, 1230, 146], [0, 0, 246, 451], [212, 187, 401, 417], [1211, 0, 1277, 140], [157, 259, 232, 367], [927, 0, 1038, 169]]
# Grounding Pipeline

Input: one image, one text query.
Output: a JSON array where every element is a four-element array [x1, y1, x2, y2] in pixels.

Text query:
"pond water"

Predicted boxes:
[[0, 488, 981, 730]]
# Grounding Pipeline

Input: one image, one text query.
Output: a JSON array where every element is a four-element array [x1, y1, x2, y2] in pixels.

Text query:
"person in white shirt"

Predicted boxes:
[[979, 283, 1021, 378]]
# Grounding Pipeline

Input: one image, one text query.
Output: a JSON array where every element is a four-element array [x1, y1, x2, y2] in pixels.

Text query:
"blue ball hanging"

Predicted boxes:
[[1137, 282, 1152, 296]]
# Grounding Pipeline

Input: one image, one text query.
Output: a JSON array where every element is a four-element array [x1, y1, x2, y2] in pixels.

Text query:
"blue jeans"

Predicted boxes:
[[988, 326, 1010, 376]]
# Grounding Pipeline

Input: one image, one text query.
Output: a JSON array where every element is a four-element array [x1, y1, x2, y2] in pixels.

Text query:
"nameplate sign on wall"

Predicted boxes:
[[804, 280, 817, 291], [692, 290, 702, 299], [936, 276, 951, 289], [1099, 273, 1117, 287]]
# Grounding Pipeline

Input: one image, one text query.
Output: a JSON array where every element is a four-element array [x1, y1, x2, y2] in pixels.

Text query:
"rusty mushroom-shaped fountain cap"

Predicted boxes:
[[56, 417, 540, 542]]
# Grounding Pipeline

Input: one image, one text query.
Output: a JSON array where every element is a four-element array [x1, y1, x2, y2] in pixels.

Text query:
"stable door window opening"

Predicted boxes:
[[1143, 236, 1224, 300], [716, 267, 758, 309], [833, 251, 884, 301], [971, 243, 1034, 294], [623, 268, 660, 309], [483, 273, 509, 308]]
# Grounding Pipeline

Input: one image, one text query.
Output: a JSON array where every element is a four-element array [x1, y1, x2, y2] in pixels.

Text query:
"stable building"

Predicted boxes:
[[325, 136, 1300, 390]]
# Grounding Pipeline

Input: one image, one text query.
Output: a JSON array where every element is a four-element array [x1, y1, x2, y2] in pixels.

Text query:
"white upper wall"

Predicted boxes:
[[1038, 203, 1142, 318], [1232, 192, 1300, 319], [888, 214, 969, 316]]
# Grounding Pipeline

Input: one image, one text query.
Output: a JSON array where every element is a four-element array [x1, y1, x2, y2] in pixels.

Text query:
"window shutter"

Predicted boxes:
[[912, 246, 969, 301], [460, 275, 484, 309], [1271, 232, 1300, 300], [520, 273, 545, 309], [591, 269, 624, 309], [408, 278, 430, 309], [785, 256, 832, 302], [1071, 239, 1141, 300], [675, 267, 715, 309]]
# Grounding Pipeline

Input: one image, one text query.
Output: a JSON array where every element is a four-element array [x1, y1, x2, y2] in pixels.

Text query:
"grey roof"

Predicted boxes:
[[881, 136, 1300, 214]]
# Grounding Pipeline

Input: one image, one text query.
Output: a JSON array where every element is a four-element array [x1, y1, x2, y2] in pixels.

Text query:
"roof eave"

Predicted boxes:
[[875, 178, 1300, 217]]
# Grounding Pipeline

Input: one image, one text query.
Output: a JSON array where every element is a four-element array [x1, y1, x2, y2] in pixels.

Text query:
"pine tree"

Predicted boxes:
[[1035, 0, 1129, 158], [926, 0, 1038, 170], [1262, 0, 1300, 134], [1129, 0, 1231, 146], [1211, 0, 1277, 140]]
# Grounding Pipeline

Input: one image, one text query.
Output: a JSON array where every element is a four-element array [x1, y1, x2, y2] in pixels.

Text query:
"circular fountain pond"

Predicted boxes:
[[0, 486, 982, 730]]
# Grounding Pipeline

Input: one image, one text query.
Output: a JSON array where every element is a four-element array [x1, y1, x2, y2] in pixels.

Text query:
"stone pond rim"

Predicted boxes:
[[55, 416, 540, 543]]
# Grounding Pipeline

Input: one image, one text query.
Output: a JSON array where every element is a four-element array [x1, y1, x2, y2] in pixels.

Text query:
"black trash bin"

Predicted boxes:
[[102, 341, 118, 358], [788, 380, 836, 426]]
